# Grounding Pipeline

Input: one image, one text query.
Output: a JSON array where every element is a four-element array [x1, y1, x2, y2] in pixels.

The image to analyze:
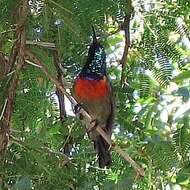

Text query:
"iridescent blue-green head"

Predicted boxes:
[[80, 28, 106, 79]]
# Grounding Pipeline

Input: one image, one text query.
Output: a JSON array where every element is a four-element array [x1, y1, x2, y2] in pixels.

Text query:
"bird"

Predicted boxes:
[[72, 28, 114, 168]]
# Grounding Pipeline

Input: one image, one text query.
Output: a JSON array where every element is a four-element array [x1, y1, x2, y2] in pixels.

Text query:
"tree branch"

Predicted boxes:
[[52, 50, 74, 155], [10, 135, 71, 164], [25, 49, 76, 104], [53, 50, 67, 121], [25, 49, 145, 177], [120, 15, 131, 86], [0, 0, 28, 157], [26, 40, 56, 49]]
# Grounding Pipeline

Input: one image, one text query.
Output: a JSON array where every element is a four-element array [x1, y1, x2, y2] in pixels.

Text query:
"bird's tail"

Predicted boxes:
[[94, 135, 112, 168]]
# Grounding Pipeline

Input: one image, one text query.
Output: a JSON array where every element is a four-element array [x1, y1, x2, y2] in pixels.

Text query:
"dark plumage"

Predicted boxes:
[[73, 28, 114, 168]]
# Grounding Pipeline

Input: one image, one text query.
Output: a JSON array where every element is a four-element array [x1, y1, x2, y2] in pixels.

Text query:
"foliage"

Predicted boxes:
[[0, 0, 190, 189]]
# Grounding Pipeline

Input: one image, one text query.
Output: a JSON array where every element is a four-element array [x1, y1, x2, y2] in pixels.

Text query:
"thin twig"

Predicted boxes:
[[53, 50, 67, 121], [47, 0, 73, 14], [25, 59, 42, 68], [52, 50, 73, 155], [8, 40, 19, 73], [0, 29, 16, 35], [25, 49, 76, 105], [40, 147, 71, 162], [25, 49, 145, 177], [120, 15, 131, 86], [26, 40, 56, 49], [0, 99, 8, 121], [10, 135, 71, 163]]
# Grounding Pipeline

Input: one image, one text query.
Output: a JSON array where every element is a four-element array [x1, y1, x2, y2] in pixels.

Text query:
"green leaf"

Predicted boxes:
[[172, 70, 190, 83], [176, 174, 190, 185], [13, 177, 32, 190]]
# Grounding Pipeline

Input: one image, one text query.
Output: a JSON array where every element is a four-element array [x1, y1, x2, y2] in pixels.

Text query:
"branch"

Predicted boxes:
[[7, 40, 19, 73], [4, 0, 28, 125], [26, 40, 56, 49], [0, 99, 8, 121], [0, 29, 16, 36], [120, 15, 131, 86], [52, 50, 74, 155], [10, 135, 71, 164], [25, 49, 76, 105], [0, 0, 28, 156], [53, 50, 66, 121], [0, 53, 8, 80], [25, 49, 145, 177]]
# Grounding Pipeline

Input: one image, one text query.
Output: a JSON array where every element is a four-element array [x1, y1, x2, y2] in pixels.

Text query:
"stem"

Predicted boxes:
[[120, 15, 131, 86]]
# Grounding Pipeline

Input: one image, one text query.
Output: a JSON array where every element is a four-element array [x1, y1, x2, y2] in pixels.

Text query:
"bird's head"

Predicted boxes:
[[80, 28, 106, 79]]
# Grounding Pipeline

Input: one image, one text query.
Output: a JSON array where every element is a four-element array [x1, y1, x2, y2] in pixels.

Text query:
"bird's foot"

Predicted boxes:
[[73, 103, 83, 120], [87, 119, 98, 133], [110, 141, 115, 149], [73, 103, 82, 114]]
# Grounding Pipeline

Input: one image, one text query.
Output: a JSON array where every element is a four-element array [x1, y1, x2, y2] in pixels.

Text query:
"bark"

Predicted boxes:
[[0, 0, 28, 159]]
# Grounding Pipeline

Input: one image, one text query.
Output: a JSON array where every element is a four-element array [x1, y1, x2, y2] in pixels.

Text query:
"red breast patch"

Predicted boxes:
[[74, 77, 109, 101]]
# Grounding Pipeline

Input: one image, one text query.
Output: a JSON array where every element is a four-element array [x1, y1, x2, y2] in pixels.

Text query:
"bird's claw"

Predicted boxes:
[[74, 103, 82, 114], [73, 104, 84, 120]]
